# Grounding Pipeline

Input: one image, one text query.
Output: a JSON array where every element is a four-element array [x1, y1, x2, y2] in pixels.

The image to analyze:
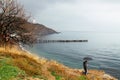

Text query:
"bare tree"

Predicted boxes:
[[0, 0, 36, 47]]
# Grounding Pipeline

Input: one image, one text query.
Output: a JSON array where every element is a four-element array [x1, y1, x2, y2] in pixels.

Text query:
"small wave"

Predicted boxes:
[[19, 43, 31, 54]]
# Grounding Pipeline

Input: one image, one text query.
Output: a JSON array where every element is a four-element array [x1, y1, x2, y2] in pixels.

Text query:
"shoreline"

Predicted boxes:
[[0, 46, 117, 80], [17, 45, 118, 80]]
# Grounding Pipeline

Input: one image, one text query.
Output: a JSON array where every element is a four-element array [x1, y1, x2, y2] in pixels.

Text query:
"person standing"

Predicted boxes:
[[83, 57, 92, 75], [83, 60, 88, 75]]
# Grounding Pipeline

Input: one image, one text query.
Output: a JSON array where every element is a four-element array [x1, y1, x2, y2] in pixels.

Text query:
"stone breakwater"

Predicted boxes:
[[38, 40, 88, 43]]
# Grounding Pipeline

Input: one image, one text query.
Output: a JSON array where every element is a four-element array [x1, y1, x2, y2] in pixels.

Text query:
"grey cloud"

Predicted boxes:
[[18, 0, 120, 32], [18, 0, 76, 19], [19, 0, 75, 11]]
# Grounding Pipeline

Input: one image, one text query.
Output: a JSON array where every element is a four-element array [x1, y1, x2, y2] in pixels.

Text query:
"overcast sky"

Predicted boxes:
[[19, 0, 120, 32]]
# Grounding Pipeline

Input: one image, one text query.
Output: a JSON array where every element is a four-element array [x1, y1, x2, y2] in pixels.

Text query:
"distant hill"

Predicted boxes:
[[33, 23, 57, 36], [23, 22, 57, 37]]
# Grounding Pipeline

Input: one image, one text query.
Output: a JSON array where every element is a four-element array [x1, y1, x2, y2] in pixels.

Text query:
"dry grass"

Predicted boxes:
[[0, 46, 117, 80]]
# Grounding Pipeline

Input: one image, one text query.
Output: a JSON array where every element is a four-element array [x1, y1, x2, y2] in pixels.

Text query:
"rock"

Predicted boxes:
[[103, 74, 118, 80]]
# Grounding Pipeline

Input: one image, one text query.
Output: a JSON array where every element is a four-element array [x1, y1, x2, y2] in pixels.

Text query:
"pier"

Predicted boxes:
[[38, 40, 88, 43]]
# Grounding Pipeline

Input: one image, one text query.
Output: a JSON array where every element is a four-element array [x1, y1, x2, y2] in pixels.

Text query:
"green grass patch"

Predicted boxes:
[[51, 71, 62, 80], [79, 75, 87, 80], [0, 65, 25, 80], [0, 57, 26, 80]]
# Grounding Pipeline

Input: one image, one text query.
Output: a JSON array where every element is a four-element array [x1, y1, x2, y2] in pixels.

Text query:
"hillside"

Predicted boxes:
[[0, 46, 117, 80], [23, 22, 57, 37]]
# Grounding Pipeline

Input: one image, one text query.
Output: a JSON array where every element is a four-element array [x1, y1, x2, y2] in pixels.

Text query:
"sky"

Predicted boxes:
[[19, 0, 120, 32]]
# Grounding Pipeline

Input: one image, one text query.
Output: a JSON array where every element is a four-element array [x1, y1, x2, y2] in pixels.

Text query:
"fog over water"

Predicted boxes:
[[19, 0, 120, 32]]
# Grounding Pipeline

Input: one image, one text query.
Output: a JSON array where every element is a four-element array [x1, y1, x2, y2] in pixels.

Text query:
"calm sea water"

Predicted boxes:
[[26, 31, 120, 79]]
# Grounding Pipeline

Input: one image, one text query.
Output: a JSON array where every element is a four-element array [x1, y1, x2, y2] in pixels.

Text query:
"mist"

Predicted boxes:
[[19, 0, 120, 32]]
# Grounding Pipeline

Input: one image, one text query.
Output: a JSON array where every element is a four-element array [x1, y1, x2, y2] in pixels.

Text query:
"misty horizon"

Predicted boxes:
[[19, 0, 120, 32]]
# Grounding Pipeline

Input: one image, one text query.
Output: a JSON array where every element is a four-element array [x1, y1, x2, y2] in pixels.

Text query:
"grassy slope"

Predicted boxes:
[[0, 46, 117, 80]]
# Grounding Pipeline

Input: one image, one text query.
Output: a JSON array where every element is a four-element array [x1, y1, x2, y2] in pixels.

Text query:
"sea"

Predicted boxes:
[[25, 31, 120, 79]]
